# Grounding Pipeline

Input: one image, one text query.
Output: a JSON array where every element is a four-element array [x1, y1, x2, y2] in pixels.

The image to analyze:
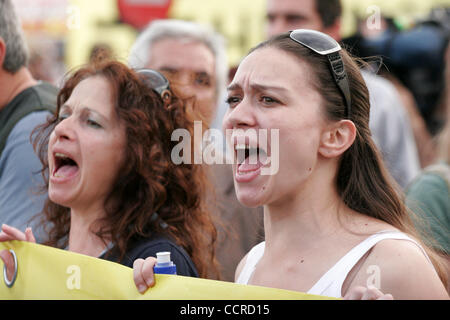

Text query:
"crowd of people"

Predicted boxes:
[[0, 0, 448, 299]]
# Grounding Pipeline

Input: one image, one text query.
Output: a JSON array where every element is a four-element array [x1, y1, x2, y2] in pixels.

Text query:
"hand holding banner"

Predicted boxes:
[[0, 241, 334, 300]]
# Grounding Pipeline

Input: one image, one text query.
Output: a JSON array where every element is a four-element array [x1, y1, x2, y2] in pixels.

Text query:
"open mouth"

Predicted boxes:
[[53, 152, 79, 179], [235, 144, 268, 174], [235, 145, 267, 164]]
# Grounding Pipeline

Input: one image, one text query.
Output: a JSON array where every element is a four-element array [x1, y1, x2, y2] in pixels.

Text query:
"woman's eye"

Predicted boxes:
[[57, 114, 68, 122], [87, 119, 102, 129], [226, 96, 241, 107], [260, 96, 278, 105]]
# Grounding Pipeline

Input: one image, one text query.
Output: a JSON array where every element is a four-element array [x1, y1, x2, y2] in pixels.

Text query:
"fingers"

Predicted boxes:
[[0, 250, 15, 283], [361, 286, 386, 300], [133, 256, 157, 294], [0, 225, 31, 285], [0, 224, 17, 242], [377, 293, 394, 300], [1, 224, 26, 241], [344, 286, 394, 300], [141, 257, 157, 288], [0, 224, 36, 243], [363, 286, 394, 300], [0, 231, 14, 242], [343, 286, 366, 300], [133, 258, 146, 293], [25, 227, 36, 243]]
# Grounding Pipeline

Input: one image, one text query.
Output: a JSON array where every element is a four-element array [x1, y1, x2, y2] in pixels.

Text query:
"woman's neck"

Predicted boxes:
[[68, 207, 110, 257], [263, 172, 349, 256]]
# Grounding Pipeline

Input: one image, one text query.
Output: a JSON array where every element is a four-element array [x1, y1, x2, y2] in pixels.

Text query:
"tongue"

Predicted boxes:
[[55, 165, 78, 178], [238, 157, 263, 173]]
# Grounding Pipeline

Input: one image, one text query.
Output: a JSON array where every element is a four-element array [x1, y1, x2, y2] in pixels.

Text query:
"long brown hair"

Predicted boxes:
[[32, 60, 218, 278], [437, 46, 450, 162], [251, 33, 448, 285]]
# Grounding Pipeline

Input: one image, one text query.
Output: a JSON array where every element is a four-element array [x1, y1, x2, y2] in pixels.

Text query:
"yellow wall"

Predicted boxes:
[[169, 0, 266, 67], [66, 0, 137, 69]]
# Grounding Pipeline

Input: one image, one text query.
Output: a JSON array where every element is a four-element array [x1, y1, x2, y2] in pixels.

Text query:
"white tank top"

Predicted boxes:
[[236, 230, 432, 298]]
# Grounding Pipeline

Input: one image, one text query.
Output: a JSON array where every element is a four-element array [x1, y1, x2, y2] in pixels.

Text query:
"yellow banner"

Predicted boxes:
[[0, 241, 334, 300]]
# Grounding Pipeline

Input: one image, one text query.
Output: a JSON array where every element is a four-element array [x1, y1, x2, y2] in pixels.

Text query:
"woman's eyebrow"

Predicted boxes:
[[59, 103, 71, 112], [227, 82, 288, 93], [60, 104, 109, 122], [227, 82, 241, 92], [82, 107, 108, 122], [250, 83, 288, 93]]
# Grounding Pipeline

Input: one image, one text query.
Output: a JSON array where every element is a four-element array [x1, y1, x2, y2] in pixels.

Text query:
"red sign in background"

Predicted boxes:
[[118, 0, 172, 30]]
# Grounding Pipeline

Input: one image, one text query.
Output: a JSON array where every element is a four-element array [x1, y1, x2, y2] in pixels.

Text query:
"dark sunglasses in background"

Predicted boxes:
[[289, 29, 352, 118], [136, 69, 172, 102]]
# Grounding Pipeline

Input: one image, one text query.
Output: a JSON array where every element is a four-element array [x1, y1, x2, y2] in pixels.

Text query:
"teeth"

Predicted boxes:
[[234, 145, 261, 153], [55, 152, 69, 159], [235, 145, 259, 151]]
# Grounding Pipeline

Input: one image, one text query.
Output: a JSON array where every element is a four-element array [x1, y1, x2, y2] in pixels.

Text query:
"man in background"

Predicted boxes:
[[128, 19, 264, 281], [0, 0, 57, 243]]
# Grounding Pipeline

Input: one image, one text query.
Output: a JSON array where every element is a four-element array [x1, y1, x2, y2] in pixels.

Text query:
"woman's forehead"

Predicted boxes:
[[232, 46, 314, 90], [70, 76, 112, 102], [63, 76, 116, 118]]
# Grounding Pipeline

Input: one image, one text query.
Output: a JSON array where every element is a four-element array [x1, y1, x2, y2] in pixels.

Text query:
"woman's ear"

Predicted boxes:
[[318, 120, 356, 158]]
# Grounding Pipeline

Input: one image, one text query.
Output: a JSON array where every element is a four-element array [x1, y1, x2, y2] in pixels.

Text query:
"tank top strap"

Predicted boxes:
[[307, 230, 431, 297], [236, 241, 265, 284]]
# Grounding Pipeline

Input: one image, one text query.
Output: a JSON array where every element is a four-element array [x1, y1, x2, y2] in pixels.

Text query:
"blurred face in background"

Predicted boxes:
[[146, 38, 217, 124], [266, 0, 324, 38]]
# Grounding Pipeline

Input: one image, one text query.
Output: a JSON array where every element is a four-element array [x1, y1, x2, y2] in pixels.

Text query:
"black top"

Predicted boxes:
[[99, 234, 199, 278]]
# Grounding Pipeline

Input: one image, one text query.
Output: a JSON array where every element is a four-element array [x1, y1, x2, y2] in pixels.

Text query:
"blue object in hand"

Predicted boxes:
[[153, 251, 177, 275]]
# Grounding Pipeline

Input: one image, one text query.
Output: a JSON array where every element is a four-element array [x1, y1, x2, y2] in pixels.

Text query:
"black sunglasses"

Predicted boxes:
[[136, 68, 172, 102], [289, 29, 352, 118]]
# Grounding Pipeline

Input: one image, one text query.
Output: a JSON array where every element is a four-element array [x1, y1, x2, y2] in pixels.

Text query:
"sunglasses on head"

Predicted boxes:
[[289, 29, 351, 118], [136, 69, 172, 102]]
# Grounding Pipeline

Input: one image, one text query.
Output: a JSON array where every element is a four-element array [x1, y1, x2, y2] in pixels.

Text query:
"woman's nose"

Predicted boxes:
[[222, 97, 256, 131], [53, 117, 75, 141]]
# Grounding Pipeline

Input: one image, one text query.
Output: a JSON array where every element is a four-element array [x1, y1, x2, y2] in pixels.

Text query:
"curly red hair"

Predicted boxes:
[[33, 60, 219, 278]]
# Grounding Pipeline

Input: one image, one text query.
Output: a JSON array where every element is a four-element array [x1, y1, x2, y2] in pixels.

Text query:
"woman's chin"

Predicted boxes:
[[236, 190, 267, 208], [48, 189, 72, 208], [233, 179, 272, 208]]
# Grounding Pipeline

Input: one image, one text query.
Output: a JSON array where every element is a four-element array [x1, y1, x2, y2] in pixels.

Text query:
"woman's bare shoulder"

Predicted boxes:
[[350, 236, 449, 299]]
